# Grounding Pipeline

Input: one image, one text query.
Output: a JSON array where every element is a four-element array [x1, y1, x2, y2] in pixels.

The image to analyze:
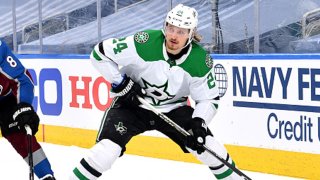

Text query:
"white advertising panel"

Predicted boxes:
[[20, 55, 108, 130], [19, 54, 320, 154], [212, 54, 320, 154]]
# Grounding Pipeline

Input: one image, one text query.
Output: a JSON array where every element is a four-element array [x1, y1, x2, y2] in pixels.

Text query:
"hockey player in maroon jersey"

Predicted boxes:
[[0, 40, 56, 180]]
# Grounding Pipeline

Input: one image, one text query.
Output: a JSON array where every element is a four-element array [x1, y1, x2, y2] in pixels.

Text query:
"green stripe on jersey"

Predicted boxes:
[[214, 161, 235, 179], [92, 49, 102, 61], [212, 103, 219, 109], [73, 168, 89, 180]]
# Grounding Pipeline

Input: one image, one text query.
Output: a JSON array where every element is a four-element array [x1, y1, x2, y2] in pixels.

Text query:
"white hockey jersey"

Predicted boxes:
[[91, 30, 219, 123]]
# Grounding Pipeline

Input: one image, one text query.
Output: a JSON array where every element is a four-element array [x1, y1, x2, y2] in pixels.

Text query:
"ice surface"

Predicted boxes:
[[0, 138, 302, 180]]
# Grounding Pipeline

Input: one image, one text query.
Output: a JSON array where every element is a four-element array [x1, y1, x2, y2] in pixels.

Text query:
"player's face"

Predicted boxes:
[[165, 24, 189, 54]]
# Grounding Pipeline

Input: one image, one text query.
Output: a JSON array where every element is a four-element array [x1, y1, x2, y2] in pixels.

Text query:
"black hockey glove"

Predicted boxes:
[[185, 117, 207, 154], [111, 75, 145, 107], [12, 102, 39, 135]]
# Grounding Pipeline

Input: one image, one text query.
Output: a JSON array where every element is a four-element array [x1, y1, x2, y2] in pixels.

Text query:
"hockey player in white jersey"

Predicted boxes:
[[71, 4, 240, 180]]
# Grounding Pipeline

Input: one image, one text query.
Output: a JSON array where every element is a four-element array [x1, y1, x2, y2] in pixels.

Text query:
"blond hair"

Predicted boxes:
[[193, 30, 203, 42]]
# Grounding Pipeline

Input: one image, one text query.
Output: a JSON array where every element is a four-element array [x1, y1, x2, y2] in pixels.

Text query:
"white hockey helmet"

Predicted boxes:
[[165, 4, 198, 44]]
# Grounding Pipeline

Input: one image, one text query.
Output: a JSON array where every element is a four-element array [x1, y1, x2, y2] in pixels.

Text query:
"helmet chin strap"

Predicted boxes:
[[184, 29, 194, 47]]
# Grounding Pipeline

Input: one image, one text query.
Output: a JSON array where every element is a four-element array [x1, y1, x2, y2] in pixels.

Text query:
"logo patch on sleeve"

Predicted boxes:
[[205, 54, 213, 68], [134, 31, 149, 43]]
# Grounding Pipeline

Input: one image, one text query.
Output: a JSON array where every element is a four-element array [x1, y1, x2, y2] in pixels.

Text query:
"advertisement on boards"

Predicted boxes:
[[19, 54, 320, 154], [20, 56, 110, 130], [212, 55, 320, 154]]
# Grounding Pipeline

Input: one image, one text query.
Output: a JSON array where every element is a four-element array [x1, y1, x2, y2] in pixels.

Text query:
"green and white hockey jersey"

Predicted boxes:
[[91, 30, 219, 124]]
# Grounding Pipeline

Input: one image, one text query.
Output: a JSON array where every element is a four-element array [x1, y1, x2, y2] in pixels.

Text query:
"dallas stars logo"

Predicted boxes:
[[134, 31, 149, 43], [177, 10, 183, 16], [142, 79, 175, 105], [205, 54, 213, 68], [114, 122, 127, 135]]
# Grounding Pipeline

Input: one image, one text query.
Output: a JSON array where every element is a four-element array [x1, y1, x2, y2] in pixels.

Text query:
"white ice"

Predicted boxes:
[[0, 138, 302, 180]]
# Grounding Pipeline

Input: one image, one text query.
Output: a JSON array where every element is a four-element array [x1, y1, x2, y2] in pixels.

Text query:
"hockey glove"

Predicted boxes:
[[111, 75, 145, 107], [185, 117, 207, 154], [12, 102, 39, 135]]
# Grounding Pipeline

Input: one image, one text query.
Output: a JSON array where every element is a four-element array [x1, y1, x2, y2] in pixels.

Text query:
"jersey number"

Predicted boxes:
[[207, 72, 216, 89], [7, 56, 17, 67], [113, 37, 128, 54]]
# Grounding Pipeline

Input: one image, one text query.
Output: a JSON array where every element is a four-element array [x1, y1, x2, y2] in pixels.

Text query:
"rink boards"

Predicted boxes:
[[10, 54, 320, 179]]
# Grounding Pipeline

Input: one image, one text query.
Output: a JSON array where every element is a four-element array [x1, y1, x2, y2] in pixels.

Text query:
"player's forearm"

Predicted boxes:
[[17, 81, 34, 104], [193, 99, 219, 124]]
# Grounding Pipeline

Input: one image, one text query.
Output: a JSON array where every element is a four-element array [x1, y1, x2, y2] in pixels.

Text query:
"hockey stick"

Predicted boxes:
[[138, 97, 252, 180], [25, 125, 34, 180]]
